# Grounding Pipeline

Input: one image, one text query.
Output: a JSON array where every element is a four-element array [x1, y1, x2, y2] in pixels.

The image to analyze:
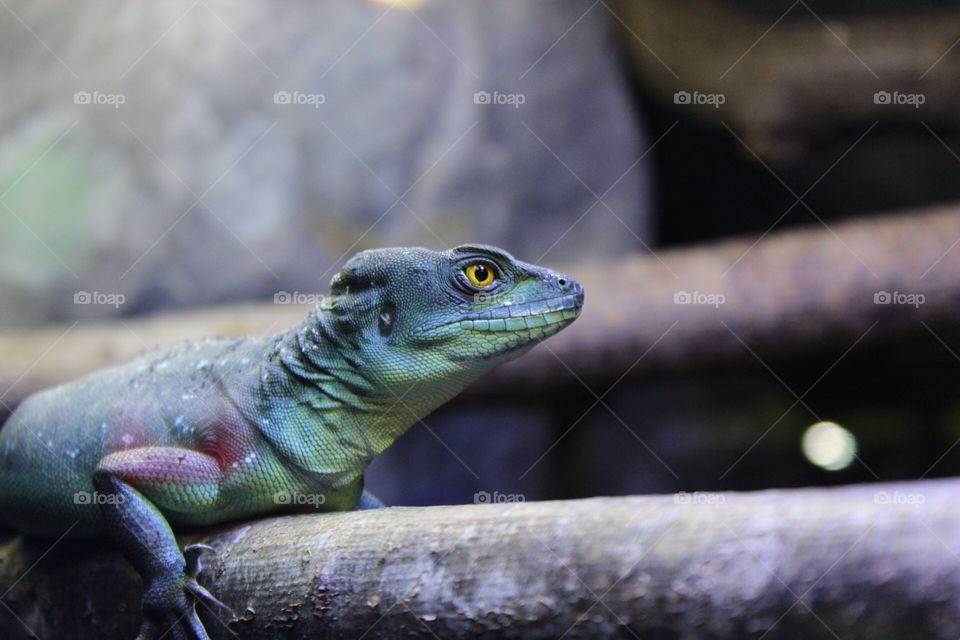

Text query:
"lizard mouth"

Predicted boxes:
[[417, 291, 583, 345], [456, 292, 583, 332]]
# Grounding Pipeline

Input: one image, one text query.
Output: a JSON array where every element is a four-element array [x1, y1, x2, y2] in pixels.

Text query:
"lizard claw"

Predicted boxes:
[[134, 611, 209, 640], [184, 542, 217, 556], [187, 576, 233, 615], [183, 543, 218, 579]]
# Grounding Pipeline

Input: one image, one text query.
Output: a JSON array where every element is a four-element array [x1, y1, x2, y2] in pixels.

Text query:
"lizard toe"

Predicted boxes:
[[135, 609, 209, 640], [186, 576, 234, 616], [183, 543, 218, 579]]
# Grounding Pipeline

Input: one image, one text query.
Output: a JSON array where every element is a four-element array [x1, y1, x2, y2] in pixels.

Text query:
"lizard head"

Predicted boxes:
[[323, 244, 583, 394]]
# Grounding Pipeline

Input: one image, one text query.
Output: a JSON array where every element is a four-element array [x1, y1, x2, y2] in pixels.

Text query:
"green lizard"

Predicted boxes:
[[0, 244, 583, 640]]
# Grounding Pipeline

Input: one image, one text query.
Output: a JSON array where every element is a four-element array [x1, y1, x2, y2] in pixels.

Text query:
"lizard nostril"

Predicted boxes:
[[557, 277, 567, 287]]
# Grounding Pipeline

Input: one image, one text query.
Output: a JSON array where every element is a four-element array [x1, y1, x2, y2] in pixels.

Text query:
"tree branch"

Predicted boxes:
[[0, 479, 957, 638]]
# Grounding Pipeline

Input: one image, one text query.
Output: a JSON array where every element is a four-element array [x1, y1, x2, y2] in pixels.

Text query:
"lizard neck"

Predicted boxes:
[[252, 308, 420, 486]]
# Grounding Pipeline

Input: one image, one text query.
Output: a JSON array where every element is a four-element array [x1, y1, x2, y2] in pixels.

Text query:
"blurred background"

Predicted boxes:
[[2, 0, 960, 506]]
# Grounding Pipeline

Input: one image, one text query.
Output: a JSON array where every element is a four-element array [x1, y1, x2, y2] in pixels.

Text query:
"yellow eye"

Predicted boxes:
[[464, 261, 496, 288]]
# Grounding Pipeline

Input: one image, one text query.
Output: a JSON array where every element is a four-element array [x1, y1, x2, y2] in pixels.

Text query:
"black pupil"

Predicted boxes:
[[474, 264, 489, 282]]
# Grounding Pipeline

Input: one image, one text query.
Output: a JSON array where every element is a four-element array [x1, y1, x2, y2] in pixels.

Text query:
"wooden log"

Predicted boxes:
[[0, 479, 957, 638]]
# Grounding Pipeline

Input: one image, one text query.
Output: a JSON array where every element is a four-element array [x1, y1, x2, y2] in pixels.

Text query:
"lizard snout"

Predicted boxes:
[[543, 269, 584, 310]]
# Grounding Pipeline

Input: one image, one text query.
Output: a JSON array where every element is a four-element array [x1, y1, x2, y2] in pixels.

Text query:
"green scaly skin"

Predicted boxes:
[[0, 244, 583, 640]]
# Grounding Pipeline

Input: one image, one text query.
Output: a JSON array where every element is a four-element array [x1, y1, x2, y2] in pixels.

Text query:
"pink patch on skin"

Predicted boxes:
[[198, 413, 261, 473]]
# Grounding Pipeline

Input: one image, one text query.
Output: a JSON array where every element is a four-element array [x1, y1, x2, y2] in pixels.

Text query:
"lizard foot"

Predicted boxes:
[[135, 569, 233, 640]]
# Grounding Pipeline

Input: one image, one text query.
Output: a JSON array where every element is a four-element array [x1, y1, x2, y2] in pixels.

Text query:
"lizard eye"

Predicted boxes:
[[464, 261, 497, 288], [378, 303, 396, 336]]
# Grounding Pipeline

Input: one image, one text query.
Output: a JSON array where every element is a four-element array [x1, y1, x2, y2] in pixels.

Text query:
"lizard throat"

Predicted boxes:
[[252, 318, 419, 485]]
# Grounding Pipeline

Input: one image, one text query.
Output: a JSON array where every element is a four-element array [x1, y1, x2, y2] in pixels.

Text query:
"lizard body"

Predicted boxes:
[[0, 244, 582, 639]]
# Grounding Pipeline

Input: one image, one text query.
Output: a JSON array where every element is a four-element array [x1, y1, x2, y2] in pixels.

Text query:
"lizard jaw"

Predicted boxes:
[[415, 291, 583, 359], [457, 292, 583, 333]]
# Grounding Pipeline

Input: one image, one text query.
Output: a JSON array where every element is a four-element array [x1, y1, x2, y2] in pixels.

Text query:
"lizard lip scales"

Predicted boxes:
[[460, 292, 582, 332], [427, 291, 583, 334]]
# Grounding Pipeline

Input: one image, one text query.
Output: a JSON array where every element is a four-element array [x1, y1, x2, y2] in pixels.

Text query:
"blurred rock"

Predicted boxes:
[[0, 0, 652, 326]]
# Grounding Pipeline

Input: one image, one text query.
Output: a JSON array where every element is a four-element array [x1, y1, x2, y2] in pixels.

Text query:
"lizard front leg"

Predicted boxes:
[[92, 447, 230, 640]]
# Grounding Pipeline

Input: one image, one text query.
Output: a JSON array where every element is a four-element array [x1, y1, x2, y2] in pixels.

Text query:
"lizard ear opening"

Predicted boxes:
[[378, 303, 396, 337]]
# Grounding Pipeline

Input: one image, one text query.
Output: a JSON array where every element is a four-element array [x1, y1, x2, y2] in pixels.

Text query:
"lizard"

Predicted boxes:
[[0, 244, 583, 640]]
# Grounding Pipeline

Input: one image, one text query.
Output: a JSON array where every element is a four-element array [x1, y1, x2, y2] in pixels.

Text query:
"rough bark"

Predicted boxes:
[[3, 204, 960, 406], [0, 479, 957, 638], [613, 0, 960, 160]]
